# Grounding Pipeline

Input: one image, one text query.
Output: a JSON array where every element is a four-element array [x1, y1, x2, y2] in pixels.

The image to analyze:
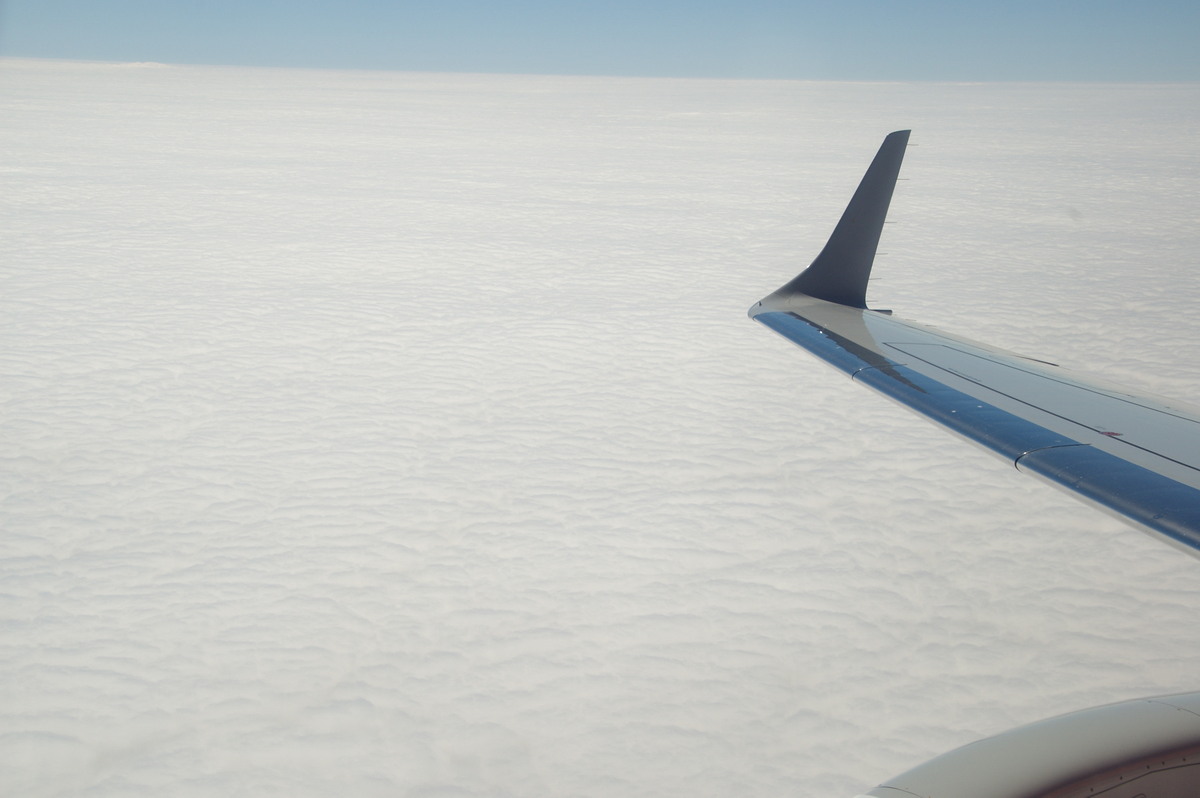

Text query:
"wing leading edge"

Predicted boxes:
[[749, 131, 1200, 558]]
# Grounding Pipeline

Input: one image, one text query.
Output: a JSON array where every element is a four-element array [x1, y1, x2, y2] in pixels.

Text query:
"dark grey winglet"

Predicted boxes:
[[771, 130, 910, 309]]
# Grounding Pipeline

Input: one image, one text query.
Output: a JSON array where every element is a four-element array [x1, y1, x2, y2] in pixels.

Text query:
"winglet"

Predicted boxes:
[[768, 130, 910, 309]]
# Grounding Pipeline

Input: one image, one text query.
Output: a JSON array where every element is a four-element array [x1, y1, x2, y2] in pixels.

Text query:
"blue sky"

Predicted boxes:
[[2, 0, 1198, 80]]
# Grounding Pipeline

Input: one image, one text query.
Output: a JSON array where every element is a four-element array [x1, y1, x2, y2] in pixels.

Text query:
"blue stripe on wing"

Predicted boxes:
[[756, 310, 1200, 555]]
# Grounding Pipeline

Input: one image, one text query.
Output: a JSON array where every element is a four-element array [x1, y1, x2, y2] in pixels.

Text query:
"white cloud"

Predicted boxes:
[[2, 59, 1199, 797]]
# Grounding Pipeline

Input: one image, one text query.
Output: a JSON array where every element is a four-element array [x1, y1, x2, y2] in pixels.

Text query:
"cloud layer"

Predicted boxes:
[[2, 60, 1199, 797]]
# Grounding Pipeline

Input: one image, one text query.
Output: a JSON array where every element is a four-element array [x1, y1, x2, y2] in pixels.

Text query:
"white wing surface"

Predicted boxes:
[[750, 131, 1200, 557]]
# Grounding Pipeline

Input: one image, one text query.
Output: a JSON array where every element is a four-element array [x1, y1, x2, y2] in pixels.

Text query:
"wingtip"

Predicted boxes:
[[763, 130, 911, 310]]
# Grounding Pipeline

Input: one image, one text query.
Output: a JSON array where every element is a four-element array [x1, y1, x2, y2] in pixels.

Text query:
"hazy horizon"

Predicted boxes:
[[3, 1, 1199, 81]]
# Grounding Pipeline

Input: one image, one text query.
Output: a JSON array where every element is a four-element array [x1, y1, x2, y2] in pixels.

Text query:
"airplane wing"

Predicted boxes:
[[749, 130, 1200, 558]]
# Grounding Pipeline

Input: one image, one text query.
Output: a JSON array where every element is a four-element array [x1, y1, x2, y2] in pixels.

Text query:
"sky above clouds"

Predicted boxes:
[[2, 0, 1199, 80]]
